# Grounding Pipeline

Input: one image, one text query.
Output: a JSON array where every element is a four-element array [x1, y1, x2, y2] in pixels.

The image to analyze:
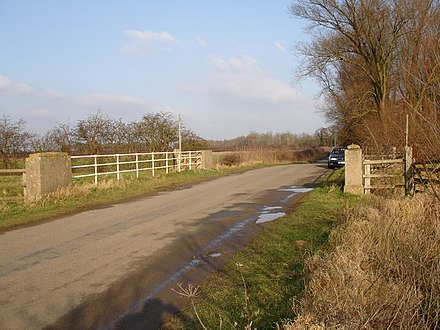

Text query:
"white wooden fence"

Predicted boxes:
[[0, 169, 26, 202], [71, 150, 202, 184]]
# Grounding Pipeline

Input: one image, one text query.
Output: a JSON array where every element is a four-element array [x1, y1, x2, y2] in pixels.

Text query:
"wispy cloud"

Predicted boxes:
[[179, 54, 320, 137], [78, 93, 150, 107], [0, 75, 34, 96], [45, 88, 64, 98], [196, 37, 208, 48], [25, 108, 53, 119], [123, 30, 178, 55], [208, 54, 263, 73], [274, 41, 286, 54], [182, 54, 310, 108]]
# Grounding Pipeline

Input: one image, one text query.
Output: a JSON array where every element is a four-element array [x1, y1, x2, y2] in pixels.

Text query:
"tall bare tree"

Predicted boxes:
[[292, 0, 440, 152]]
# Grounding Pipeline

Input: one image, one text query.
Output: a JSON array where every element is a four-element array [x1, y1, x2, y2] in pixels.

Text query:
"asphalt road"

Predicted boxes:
[[0, 163, 327, 329]]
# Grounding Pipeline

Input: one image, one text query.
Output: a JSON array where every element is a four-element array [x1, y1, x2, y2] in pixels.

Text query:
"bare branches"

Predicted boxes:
[[292, 0, 440, 158]]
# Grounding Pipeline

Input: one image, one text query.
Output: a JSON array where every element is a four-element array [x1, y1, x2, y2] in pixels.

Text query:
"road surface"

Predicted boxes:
[[0, 163, 326, 329]]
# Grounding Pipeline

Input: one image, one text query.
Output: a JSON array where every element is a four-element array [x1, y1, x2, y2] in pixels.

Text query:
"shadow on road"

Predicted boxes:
[[114, 298, 180, 329]]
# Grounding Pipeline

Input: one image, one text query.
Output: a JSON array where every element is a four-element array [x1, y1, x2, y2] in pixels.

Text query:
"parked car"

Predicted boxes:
[[328, 147, 346, 168]]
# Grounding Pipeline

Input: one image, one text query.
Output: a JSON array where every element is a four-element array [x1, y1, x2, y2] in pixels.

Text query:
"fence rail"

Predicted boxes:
[[0, 168, 26, 202], [71, 150, 202, 184], [363, 157, 405, 193]]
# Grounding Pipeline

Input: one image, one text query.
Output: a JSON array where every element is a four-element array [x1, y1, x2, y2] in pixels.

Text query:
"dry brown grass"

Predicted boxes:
[[214, 147, 330, 167], [30, 179, 126, 207], [283, 194, 440, 330]]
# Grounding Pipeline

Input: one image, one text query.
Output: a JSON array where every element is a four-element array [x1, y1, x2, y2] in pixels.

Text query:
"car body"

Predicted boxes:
[[328, 147, 346, 168]]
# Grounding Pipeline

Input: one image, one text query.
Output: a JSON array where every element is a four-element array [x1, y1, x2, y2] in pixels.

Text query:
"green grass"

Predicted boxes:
[[164, 169, 361, 329], [0, 163, 276, 232]]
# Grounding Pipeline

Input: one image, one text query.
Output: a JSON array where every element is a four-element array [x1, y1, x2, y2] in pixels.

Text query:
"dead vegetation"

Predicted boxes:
[[283, 194, 440, 329], [215, 147, 330, 167]]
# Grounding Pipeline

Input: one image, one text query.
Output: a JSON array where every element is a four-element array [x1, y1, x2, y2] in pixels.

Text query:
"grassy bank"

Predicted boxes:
[[164, 170, 360, 329], [284, 194, 440, 330], [0, 163, 273, 232]]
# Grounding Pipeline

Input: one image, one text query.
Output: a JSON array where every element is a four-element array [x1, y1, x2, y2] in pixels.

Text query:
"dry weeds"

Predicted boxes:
[[30, 179, 126, 207], [283, 194, 440, 330], [215, 147, 329, 167]]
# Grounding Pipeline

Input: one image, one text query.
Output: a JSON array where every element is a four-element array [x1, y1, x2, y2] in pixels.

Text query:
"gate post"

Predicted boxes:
[[200, 150, 213, 169], [25, 152, 72, 202], [404, 146, 414, 196], [344, 144, 364, 195]]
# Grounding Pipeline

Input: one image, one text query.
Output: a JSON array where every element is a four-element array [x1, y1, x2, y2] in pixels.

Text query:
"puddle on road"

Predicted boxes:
[[256, 212, 286, 224], [262, 206, 283, 212], [278, 186, 314, 203], [255, 205, 286, 224], [208, 252, 222, 258], [255, 186, 312, 224], [278, 186, 314, 193]]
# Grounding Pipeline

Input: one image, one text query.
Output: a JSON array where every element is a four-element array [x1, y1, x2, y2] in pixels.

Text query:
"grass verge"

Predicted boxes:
[[0, 163, 274, 232], [164, 169, 362, 329]]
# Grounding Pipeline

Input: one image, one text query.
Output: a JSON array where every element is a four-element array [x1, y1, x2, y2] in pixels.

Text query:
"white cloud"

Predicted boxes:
[[11, 83, 33, 95], [183, 54, 311, 109], [123, 30, 178, 55], [274, 41, 286, 54], [0, 75, 34, 95], [79, 93, 150, 107], [196, 37, 208, 48], [25, 108, 53, 118], [45, 88, 64, 98], [0, 75, 11, 91], [208, 54, 263, 73], [179, 54, 322, 138]]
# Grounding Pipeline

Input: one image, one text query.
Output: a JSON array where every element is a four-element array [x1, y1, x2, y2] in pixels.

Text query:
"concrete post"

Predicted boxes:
[[344, 144, 364, 195], [200, 150, 213, 169], [404, 146, 414, 196], [25, 152, 72, 202]]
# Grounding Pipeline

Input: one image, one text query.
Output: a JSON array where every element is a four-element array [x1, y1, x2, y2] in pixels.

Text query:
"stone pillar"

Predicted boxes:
[[200, 150, 213, 169], [404, 146, 414, 196], [344, 144, 364, 195], [25, 152, 72, 202]]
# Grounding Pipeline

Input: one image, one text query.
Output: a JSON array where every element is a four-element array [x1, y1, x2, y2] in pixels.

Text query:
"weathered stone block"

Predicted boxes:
[[25, 152, 72, 202], [201, 150, 213, 169], [344, 144, 364, 195]]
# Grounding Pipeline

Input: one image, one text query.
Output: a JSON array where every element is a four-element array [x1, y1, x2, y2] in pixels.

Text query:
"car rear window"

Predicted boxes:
[[332, 148, 344, 154]]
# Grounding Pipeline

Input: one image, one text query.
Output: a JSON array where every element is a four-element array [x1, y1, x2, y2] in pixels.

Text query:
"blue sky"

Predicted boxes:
[[0, 0, 324, 140]]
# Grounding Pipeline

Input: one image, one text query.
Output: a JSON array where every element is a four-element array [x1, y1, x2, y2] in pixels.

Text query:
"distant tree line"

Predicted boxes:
[[0, 111, 207, 168], [208, 128, 334, 151], [291, 0, 440, 160]]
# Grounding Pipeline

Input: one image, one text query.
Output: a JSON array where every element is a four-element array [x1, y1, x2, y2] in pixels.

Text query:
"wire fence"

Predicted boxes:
[[71, 150, 203, 184]]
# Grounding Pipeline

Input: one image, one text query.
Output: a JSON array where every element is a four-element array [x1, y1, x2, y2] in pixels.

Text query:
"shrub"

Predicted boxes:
[[221, 153, 242, 167]]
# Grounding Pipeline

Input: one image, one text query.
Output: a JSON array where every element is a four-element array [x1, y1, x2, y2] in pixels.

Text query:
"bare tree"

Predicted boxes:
[[291, 0, 413, 116], [181, 128, 208, 151], [74, 110, 114, 154], [0, 116, 33, 168], [132, 112, 178, 151], [292, 0, 440, 150]]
